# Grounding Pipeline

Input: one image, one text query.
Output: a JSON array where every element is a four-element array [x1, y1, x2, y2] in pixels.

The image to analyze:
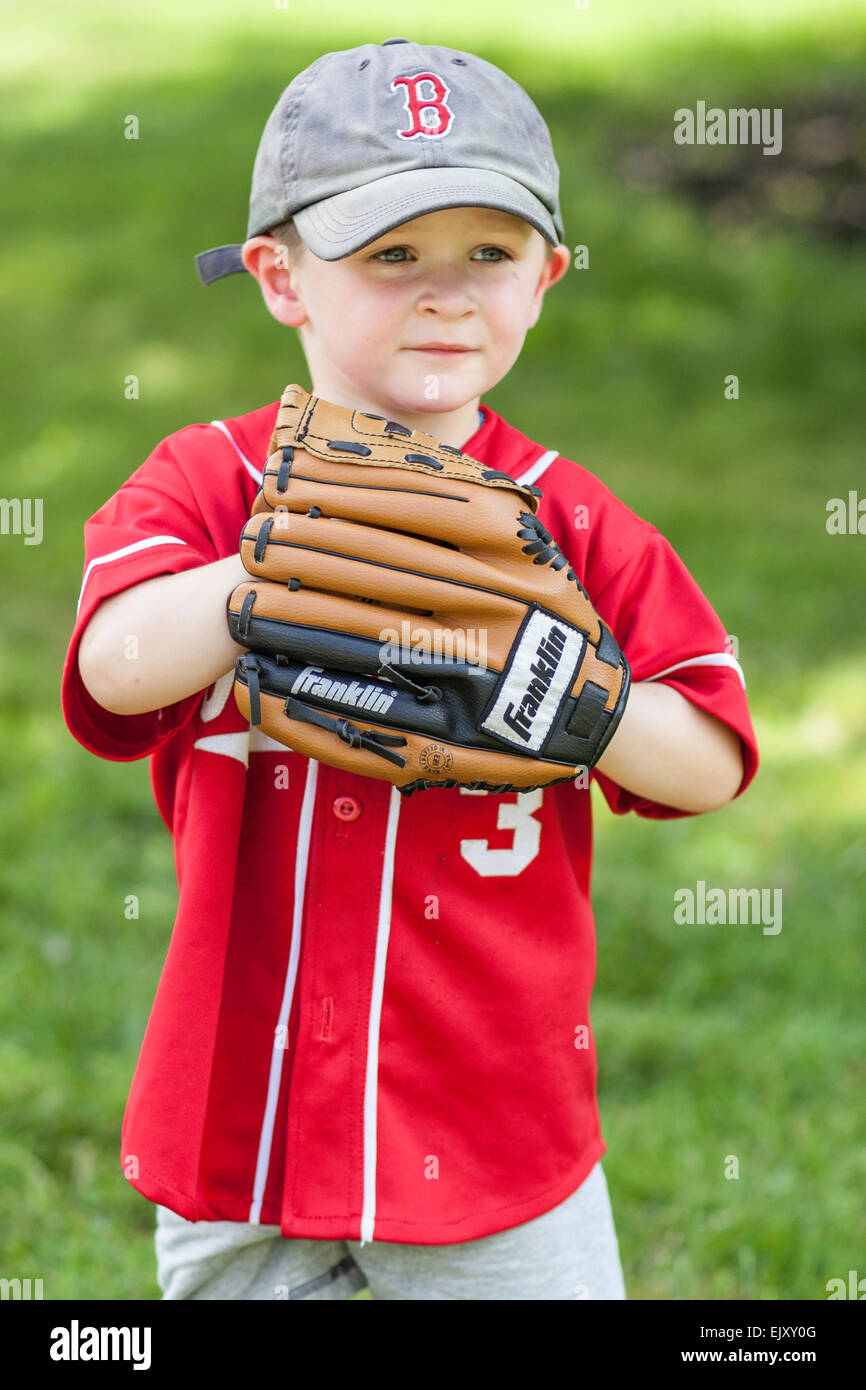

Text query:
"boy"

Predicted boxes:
[[62, 38, 758, 1300]]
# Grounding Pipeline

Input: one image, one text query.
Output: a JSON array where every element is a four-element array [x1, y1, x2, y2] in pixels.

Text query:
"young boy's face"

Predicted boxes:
[[244, 206, 569, 421]]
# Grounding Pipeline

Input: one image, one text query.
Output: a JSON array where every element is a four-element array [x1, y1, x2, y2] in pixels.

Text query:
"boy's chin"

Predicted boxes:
[[383, 372, 482, 415]]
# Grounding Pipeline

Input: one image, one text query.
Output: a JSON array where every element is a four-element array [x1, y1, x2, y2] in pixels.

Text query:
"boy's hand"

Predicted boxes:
[[227, 383, 630, 795]]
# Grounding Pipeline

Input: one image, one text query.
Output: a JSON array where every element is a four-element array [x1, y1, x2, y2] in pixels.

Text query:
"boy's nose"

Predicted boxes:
[[415, 272, 476, 311]]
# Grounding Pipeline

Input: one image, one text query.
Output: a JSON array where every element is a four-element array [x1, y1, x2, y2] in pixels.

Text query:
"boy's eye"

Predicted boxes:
[[372, 246, 411, 262], [370, 245, 513, 263]]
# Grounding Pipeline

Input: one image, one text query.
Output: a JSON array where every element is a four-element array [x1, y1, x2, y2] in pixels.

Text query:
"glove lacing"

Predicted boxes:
[[376, 662, 442, 703], [282, 697, 408, 768]]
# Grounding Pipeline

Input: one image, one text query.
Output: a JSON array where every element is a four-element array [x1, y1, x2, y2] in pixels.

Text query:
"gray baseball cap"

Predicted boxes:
[[195, 37, 564, 284]]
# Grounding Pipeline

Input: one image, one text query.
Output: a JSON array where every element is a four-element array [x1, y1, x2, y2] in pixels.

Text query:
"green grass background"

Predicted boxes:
[[1, 0, 864, 1300]]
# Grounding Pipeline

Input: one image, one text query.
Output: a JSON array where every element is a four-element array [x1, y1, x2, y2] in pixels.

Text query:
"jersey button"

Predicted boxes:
[[332, 794, 361, 822]]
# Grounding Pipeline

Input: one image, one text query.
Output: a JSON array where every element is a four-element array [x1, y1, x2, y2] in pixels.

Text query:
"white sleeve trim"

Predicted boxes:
[[76, 535, 188, 613], [516, 449, 559, 486], [643, 652, 746, 690], [209, 419, 263, 485]]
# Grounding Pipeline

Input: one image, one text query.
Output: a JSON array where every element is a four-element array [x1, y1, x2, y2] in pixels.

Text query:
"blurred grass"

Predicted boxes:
[[1, 1, 865, 1300]]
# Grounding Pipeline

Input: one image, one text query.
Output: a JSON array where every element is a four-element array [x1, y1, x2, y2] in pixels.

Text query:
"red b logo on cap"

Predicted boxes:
[[392, 72, 454, 139]]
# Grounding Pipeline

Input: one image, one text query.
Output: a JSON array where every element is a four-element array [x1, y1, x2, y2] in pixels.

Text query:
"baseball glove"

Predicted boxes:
[[226, 383, 630, 795]]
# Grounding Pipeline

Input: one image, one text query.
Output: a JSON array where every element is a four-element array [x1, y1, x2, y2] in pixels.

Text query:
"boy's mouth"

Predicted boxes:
[[407, 344, 475, 354]]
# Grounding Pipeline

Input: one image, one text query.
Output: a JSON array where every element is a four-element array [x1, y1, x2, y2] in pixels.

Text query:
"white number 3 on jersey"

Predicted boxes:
[[458, 788, 543, 878]]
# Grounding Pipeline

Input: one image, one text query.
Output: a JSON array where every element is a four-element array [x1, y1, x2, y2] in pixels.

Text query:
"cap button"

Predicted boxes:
[[381, 37, 410, 45]]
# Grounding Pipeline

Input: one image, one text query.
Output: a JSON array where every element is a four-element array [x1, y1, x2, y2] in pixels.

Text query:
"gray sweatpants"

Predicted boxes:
[[153, 1161, 626, 1300]]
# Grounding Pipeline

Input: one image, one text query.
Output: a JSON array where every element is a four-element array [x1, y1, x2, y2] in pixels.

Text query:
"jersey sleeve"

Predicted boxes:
[[589, 526, 759, 819], [61, 429, 219, 761]]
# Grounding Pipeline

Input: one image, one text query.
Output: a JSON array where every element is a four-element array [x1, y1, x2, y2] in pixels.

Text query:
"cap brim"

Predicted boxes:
[[292, 167, 561, 261], [194, 245, 246, 285]]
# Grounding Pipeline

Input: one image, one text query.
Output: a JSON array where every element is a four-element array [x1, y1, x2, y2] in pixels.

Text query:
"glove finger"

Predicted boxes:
[[255, 455, 529, 551], [242, 510, 500, 586], [227, 579, 522, 670], [240, 511, 588, 627]]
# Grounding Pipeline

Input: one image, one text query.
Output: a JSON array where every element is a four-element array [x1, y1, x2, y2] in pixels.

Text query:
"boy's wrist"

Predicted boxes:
[[221, 551, 252, 591]]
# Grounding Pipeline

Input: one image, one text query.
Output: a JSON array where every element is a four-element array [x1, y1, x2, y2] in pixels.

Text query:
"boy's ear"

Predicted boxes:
[[527, 244, 571, 329], [241, 236, 307, 328]]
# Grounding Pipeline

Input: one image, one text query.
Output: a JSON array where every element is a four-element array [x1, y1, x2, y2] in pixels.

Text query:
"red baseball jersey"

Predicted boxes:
[[61, 396, 758, 1244]]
